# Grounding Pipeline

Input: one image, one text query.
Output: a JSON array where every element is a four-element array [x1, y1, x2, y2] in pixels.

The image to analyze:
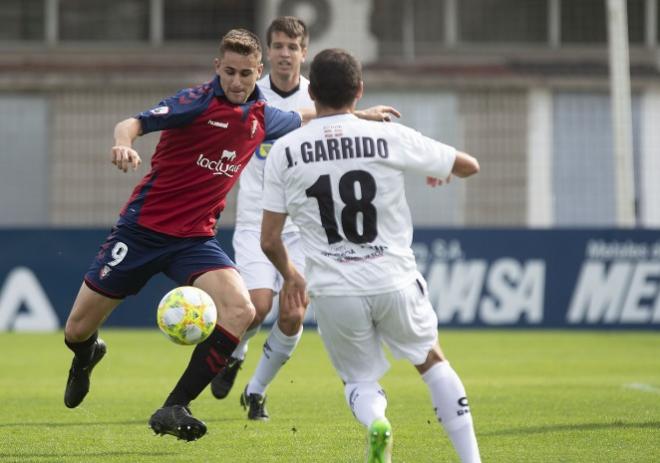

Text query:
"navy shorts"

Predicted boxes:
[[84, 222, 235, 299]]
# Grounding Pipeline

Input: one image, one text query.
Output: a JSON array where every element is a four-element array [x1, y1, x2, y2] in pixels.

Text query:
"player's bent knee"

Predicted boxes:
[[277, 310, 304, 335], [415, 347, 447, 375], [240, 301, 257, 326], [64, 319, 92, 343], [278, 301, 305, 324], [251, 301, 272, 326], [218, 300, 255, 329]]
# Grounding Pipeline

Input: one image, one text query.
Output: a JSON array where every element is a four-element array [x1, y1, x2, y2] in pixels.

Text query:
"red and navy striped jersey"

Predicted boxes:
[[118, 75, 302, 237]]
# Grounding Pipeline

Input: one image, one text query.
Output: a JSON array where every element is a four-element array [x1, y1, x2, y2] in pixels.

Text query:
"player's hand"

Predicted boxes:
[[111, 145, 142, 173], [282, 269, 309, 310], [426, 174, 452, 188], [355, 105, 401, 122]]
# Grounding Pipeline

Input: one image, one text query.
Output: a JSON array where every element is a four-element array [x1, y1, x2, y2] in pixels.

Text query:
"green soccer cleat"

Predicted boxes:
[[366, 418, 393, 463]]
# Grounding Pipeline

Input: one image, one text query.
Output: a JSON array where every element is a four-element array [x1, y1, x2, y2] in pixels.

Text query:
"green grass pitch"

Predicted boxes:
[[1, 330, 658, 462]]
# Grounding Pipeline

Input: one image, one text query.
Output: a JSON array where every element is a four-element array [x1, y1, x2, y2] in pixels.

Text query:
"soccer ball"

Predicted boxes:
[[157, 286, 217, 345]]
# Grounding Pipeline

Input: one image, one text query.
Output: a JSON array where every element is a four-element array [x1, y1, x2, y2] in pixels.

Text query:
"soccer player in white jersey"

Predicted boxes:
[[260, 49, 482, 462], [209, 16, 311, 420]]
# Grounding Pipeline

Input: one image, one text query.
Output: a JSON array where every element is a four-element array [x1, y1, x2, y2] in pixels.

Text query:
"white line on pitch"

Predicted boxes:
[[623, 383, 660, 394]]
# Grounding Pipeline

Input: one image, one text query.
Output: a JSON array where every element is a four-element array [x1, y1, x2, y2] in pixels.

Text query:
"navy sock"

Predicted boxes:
[[164, 325, 239, 407]]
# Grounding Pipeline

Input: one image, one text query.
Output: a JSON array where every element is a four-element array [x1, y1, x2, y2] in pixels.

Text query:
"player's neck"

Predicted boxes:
[[269, 72, 300, 95], [315, 106, 353, 118]]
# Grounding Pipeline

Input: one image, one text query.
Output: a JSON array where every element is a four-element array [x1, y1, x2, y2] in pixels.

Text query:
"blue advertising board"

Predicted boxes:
[[412, 229, 660, 329], [0, 228, 658, 331]]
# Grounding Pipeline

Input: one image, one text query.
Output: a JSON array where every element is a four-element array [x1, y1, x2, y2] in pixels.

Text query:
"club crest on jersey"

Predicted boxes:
[[197, 152, 240, 177], [221, 150, 237, 161], [99, 265, 111, 279], [149, 105, 170, 116]]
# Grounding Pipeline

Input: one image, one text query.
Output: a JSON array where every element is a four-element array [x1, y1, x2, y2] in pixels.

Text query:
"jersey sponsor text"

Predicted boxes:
[[197, 153, 240, 177]]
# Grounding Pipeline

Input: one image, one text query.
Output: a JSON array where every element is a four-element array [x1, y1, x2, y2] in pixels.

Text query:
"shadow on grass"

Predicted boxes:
[[481, 420, 660, 437], [0, 451, 170, 459], [0, 419, 146, 428], [0, 415, 241, 428]]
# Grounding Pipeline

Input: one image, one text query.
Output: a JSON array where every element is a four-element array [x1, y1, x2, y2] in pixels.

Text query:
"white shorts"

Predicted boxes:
[[312, 277, 438, 383], [232, 229, 305, 293]]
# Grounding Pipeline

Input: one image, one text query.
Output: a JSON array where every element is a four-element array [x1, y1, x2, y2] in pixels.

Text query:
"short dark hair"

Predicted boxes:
[[309, 49, 362, 109], [219, 28, 262, 58], [266, 16, 308, 48]]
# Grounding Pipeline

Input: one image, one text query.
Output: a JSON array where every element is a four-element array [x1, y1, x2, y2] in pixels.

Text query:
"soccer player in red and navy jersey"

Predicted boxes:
[[62, 28, 398, 442]]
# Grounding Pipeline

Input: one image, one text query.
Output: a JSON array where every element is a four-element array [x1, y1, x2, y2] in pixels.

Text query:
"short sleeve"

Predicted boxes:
[[261, 140, 289, 214], [390, 123, 457, 178], [264, 105, 302, 140], [135, 83, 213, 134]]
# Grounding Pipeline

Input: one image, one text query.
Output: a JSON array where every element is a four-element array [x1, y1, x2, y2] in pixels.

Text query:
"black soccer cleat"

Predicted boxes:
[[240, 385, 269, 421], [210, 357, 243, 399], [64, 339, 107, 408], [149, 405, 207, 441]]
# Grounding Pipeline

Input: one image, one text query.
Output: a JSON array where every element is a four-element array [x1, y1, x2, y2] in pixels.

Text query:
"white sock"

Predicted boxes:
[[422, 362, 481, 463], [232, 325, 259, 360], [344, 382, 388, 428], [246, 323, 302, 396]]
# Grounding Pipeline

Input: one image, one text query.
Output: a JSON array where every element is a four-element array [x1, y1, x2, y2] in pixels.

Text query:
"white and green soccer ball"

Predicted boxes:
[[157, 286, 217, 345]]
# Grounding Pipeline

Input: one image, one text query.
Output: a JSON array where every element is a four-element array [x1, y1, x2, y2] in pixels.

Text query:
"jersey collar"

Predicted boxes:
[[268, 75, 301, 99], [312, 112, 359, 121]]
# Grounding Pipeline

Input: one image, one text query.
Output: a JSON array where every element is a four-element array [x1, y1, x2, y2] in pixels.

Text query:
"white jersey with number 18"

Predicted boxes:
[[262, 113, 457, 297]]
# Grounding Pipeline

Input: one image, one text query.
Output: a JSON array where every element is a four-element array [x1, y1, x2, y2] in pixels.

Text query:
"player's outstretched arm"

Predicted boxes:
[[354, 105, 401, 122], [295, 105, 400, 125], [111, 117, 143, 173], [451, 151, 480, 178], [297, 108, 316, 125]]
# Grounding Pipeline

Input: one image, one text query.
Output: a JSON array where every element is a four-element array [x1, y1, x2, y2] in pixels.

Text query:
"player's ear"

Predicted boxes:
[[308, 86, 316, 101], [356, 81, 364, 101], [213, 57, 221, 75], [257, 62, 264, 78], [301, 46, 308, 62]]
